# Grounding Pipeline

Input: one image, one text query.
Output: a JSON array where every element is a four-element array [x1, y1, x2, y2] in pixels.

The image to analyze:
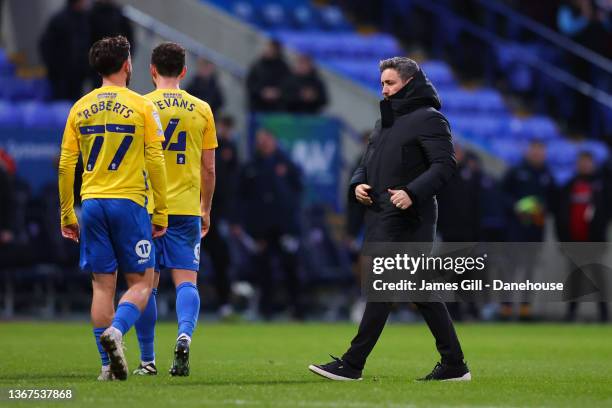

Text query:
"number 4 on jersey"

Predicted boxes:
[[162, 118, 186, 152]]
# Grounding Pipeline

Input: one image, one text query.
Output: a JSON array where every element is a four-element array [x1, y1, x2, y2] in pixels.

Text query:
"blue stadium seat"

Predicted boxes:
[[260, 3, 290, 29], [509, 116, 559, 141], [546, 140, 577, 166], [420, 61, 456, 88], [0, 100, 23, 127], [50, 101, 72, 127], [447, 113, 512, 142], [291, 4, 319, 30], [231, 1, 259, 25], [576, 140, 609, 164], [551, 166, 575, 185], [20, 101, 72, 129], [441, 89, 505, 113], [317, 6, 352, 31], [489, 139, 526, 165]]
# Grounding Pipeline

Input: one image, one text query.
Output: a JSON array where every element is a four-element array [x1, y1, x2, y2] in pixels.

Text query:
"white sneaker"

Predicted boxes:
[[99, 327, 128, 381], [97, 365, 114, 381]]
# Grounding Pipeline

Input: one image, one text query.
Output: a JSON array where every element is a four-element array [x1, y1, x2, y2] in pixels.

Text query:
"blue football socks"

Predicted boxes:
[[93, 327, 110, 366], [176, 282, 200, 338], [135, 288, 158, 363], [111, 301, 141, 335]]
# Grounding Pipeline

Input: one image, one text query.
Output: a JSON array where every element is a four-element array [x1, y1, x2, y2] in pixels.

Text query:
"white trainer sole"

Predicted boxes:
[[308, 365, 362, 381], [442, 372, 472, 382]]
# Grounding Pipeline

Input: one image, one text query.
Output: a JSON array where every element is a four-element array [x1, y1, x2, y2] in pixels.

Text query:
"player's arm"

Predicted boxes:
[[200, 149, 215, 238], [143, 101, 168, 236], [58, 108, 80, 242], [200, 103, 218, 238]]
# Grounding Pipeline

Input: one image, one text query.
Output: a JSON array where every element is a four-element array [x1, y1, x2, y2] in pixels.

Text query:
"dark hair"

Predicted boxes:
[[379, 57, 419, 81], [89, 36, 131, 76], [151, 42, 186, 77], [578, 150, 594, 160]]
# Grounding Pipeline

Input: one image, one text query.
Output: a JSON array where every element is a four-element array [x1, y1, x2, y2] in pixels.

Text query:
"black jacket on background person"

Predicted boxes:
[[39, 5, 90, 100], [437, 158, 482, 242], [186, 74, 224, 115], [502, 161, 556, 242], [246, 57, 291, 111], [212, 138, 239, 220], [89, 1, 134, 49], [282, 71, 328, 113], [349, 69, 456, 242], [238, 150, 303, 238]]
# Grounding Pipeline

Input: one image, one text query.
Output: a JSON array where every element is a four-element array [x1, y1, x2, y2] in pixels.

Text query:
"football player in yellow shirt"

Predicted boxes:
[[57, 36, 168, 381], [131, 42, 217, 377]]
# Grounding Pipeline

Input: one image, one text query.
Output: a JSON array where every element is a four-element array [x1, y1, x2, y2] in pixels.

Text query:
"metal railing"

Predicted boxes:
[[407, 0, 612, 110], [477, 0, 612, 75]]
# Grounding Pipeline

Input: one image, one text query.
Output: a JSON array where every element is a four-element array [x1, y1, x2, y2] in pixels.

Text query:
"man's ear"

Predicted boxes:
[[178, 66, 187, 80], [150, 64, 157, 80]]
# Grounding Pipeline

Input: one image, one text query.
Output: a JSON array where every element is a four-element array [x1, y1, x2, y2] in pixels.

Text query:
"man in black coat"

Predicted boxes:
[[309, 57, 470, 381], [282, 55, 328, 114], [39, 0, 90, 101], [246, 40, 290, 112], [186, 59, 225, 115], [236, 128, 304, 319]]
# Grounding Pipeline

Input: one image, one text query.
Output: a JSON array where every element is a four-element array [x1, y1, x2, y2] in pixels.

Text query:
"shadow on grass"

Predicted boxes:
[[165, 378, 322, 387], [0, 373, 91, 382]]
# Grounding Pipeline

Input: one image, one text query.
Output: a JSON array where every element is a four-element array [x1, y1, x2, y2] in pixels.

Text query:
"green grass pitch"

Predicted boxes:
[[1, 322, 611, 407]]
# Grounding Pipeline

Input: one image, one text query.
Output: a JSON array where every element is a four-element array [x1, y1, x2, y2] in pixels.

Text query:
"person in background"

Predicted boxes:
[[89, 0, 135, 87], [235, 128, 304, 319], [39, 0, 91, 100], [186, 58, 225, 115], [0, 149, 16, 246], [437, 144, 482, 321], [556, 151, 609, 322], [201, 115, 239, 319], [346, 130, 369, 323], [246, 40, 290, 112], [501, 140, 557, 320], [283, 55, 328, 114], [437, 144, 482, 243]]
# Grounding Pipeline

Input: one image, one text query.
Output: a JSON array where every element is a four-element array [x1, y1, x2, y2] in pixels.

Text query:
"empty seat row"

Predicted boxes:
[[448, 114, 561, 142], [207, 0, 352, 31], [0, 101, 72, 128], [0, 77, 51, 101], [274, 30, 400, 59]]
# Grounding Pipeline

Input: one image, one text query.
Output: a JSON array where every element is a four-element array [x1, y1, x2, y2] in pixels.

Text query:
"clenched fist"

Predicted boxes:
[[388, 189, 413, 210]]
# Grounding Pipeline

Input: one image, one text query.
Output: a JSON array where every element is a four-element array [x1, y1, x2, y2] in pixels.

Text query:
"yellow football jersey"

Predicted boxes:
[[144, 89, 218, 216], [60, 85, 165, 208]]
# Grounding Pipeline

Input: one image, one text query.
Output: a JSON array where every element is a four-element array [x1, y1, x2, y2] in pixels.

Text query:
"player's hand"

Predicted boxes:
[[61, 223, 80, 243], [201, 213, 211, 238], [388, 189, 412, 210], [355, 184, 373, 206], [152, 224, 167, 239]]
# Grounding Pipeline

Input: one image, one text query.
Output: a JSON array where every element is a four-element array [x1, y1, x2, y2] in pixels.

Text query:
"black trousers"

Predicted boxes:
[[201, 221, 231, 306], [342, 301, 464, 370], [347, 199, 463, 369]]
